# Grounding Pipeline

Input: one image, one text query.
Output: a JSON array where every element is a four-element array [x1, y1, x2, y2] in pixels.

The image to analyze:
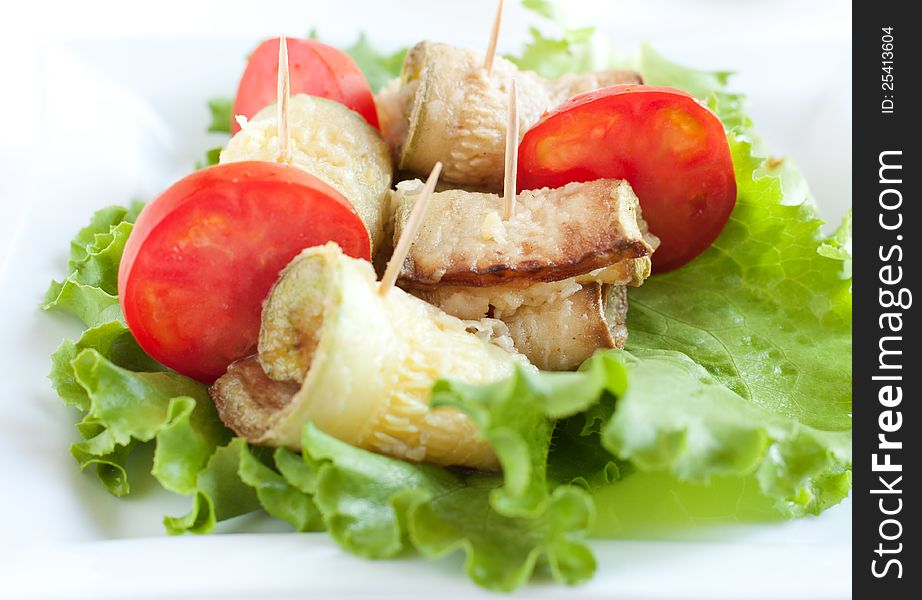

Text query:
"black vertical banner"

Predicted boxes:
[[853, 1, 918, 597]]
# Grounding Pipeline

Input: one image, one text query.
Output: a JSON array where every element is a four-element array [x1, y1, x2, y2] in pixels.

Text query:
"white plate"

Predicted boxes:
[[0, 1, 851, 598]]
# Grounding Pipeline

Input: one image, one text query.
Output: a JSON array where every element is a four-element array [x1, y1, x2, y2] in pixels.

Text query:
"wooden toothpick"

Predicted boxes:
[[483, 0, 504, 75], [277, 34, 292, 164], [379, 162, 443, 296], [502, 79, 519, 220]]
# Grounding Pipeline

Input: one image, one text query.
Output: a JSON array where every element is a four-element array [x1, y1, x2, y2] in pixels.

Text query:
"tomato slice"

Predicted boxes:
[[231, 37, 379, 133], [118, 162, 370, 382], [518, 85, 736, 272]]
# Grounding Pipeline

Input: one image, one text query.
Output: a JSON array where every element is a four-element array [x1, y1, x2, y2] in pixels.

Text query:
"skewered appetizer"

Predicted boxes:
[[117, 28, 735, 463], [376, 41, 642, 190], [391, 178, 658, 369], [205, 161, 532, 470], [211, 242, 528, 470], [119, 40, 394, 382]]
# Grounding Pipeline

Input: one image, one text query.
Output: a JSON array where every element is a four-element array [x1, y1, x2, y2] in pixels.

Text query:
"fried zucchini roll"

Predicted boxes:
[[392, 178, 656, 290], [391, 179, 657, 369], [376, 41, 642, 190], [211, 243, 533, 470]]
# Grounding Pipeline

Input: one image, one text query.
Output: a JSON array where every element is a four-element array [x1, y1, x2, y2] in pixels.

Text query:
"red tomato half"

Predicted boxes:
[[231, 37, 379, 133], [518, 85, 736, 272], [118, 162, 370, 382]]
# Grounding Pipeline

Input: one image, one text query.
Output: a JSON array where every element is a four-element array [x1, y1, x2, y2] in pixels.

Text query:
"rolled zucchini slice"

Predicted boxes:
[[212, 243, 531, 470], [374, 41, 427, 162], [220, 94, 393, 255], [389, 177, 654, 370], [394, 41, 642, 190], [392, 178, 656, 289]]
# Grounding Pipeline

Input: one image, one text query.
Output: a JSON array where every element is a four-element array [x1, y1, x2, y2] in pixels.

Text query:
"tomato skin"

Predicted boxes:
[[518, 85, 736, 272], [118, 162, 370, 382], [231, 37, 379, 133]]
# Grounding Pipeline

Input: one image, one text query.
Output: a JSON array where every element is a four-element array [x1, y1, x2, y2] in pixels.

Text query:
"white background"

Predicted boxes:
[[0, 2, 851, 599]]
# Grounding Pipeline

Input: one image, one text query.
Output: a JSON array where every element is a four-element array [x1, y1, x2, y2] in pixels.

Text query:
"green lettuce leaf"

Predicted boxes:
[[70, 221, 132, 295], [506, 24, 600, 79], [201, 97, 232, 167], [49, 320, 162, 411], [602, 349, 850, 517], [818, 208, 853, 279], [293, 423, 596, 592], [49, 320, 167, 495], [195, 146, 223, 170], [508, 4, 750, 131], [42, 204, 142, 326], [164, 438, 262, 534], [599, 52, 853, 517], [547, 395, 627, 492], [67, 203, 143, 268], [507, 0, 612, 79], [68, 431, 137, 497], [148, 433, 324, 536], [69, 348, 231, 496], [624, 135, 851, 431], [589, 469, 787, 538], [431, 352, 626, 516], [270, 356, 620, 590], [238, 447, 324, 532], [207, 97, 233, 134], [42, 280, 121, 328]]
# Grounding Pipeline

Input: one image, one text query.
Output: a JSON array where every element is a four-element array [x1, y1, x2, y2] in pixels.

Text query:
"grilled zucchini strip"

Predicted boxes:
[[392, 178, 655, 289], [378, 41, 642, 190], [390, 178, 655, 370], [211, 243, 532, 470]]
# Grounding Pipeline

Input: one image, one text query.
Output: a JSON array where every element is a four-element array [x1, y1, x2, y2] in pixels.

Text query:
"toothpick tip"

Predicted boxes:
[[277, 33, 292, 164], [483, 0, 505, 74]]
